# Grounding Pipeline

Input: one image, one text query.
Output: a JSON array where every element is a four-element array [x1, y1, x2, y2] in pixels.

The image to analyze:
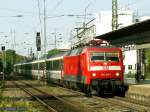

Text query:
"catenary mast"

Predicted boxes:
[[112, 0, 118, 30]]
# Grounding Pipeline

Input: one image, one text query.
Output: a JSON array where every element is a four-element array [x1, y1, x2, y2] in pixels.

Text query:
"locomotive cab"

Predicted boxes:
[[83, 47, 127, 96], [89, 50, 123, 80]]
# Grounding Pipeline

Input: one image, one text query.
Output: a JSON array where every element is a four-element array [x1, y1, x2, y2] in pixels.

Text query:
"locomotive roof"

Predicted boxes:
[[67, 45, 120, 56], [83, 45, 119, 49]]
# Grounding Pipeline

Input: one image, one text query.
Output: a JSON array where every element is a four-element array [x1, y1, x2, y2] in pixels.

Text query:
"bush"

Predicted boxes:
[[125, 71, 135, 78]]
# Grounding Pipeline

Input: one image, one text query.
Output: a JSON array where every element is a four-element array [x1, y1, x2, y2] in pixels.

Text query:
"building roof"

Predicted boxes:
[[95, 19, 150, 46]]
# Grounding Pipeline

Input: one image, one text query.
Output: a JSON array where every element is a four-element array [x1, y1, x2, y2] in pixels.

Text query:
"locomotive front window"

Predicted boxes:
[[106, 52, 119, 62], [90, 51, 119, 62], [91, 52, 105, 62]]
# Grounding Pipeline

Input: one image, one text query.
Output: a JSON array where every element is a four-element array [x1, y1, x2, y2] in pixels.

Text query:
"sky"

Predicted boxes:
[[0, 0, 149, 56]]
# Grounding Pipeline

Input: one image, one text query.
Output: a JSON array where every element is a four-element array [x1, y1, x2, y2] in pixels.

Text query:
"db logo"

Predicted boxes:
[[103, 66, 109, 70]]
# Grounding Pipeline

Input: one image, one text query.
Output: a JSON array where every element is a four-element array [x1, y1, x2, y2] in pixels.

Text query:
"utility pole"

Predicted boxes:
[[54, 30, 57, 49], [112, 0, 118, 30], [44, 0, 47, 57], [43, 0, 47, 84], [11, 29, 16, 76]]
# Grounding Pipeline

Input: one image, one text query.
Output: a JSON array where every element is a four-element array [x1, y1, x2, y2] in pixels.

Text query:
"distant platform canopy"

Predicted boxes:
[[95, 19, 150, 46]]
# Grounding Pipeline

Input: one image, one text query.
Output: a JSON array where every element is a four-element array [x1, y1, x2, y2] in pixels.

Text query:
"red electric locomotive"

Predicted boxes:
[[63, 46, 127, 96]]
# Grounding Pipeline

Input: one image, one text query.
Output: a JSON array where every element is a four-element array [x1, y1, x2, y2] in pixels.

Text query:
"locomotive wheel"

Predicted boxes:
[[79, 84, 85, 92], [97, 85, 115, 97], [116, 88, 125, 97], [97, 86, 102, 96], [71, 82, 77, 90], [119, 91, 125, 97], [85, 85, 92, 97], [62, 81, 66, 87], [97, 86, 105, 96], [67, 81, 73, 89], [115, 85, 127, 97], [64, 81, 68, 88]]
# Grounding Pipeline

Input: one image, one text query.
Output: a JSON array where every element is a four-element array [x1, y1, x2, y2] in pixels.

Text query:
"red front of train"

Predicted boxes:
[[86, 47, 124, 83], [63, 46, 126, 95]]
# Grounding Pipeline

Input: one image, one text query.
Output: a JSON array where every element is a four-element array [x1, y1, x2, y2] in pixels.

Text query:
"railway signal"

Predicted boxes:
[[36, 32, 41, 51], [112, 0, 118, 30]]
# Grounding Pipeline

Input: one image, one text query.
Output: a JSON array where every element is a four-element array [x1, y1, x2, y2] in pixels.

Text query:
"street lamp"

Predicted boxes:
[[47, 14, 93, 19]]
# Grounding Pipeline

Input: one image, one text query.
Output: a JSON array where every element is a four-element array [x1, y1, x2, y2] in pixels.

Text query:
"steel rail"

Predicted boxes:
[[53, 83, 150, 111], [93, 96, 150, 112], [115, 96, 150, 108], [22, 80, 150, 112], [13, 81, 58, 112], [20, 81, 85, 112]]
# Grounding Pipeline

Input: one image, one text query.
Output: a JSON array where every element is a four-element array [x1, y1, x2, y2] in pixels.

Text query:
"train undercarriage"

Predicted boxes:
[[48, 78, 128, 97], [87, 79, 128, 97]]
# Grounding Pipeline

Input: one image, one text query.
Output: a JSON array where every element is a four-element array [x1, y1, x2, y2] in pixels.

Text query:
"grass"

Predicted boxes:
[[0, 80, 4, 97], [0, 97, 41, 112], [144, 73, 150, 79], [125, 73, 150, 80], [0, 80, 4, 88], [125, 73, 135, 78], [0, 81, 44, 112]]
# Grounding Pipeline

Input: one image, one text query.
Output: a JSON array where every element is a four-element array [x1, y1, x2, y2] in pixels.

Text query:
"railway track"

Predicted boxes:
[[68, 87, 150, 112], [54, 85, 133, 112], [114, 96, 150, 109], [7, 75, 149, 112], [23, 80, 150, 112], [94, 96, 150, 112], [48, 82, 150, 112], [14, 81, 57, 112], [14, 81, 89, 112]]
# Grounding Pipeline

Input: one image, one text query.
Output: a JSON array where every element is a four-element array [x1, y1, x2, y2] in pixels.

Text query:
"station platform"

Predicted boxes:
[[125, 78, 150, 103]]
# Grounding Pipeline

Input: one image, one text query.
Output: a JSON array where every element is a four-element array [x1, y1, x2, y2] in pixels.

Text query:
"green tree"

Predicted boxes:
[[0, 49, 31, 75], [48, 49, 62, 56], [0, 59, 3, 72]]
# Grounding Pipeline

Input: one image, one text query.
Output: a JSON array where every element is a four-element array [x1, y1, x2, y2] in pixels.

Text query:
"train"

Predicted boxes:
[[14, 46, 128, 96]]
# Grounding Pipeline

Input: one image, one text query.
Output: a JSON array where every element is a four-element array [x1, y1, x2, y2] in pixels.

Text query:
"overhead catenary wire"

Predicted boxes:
[[47, 0, 64, 16], [0, 8, 35, 15]]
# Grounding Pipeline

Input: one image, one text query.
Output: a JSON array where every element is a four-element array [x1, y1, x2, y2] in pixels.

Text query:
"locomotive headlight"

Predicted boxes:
[[92, 73, 96, 77], [116, 72, 120, 77]]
